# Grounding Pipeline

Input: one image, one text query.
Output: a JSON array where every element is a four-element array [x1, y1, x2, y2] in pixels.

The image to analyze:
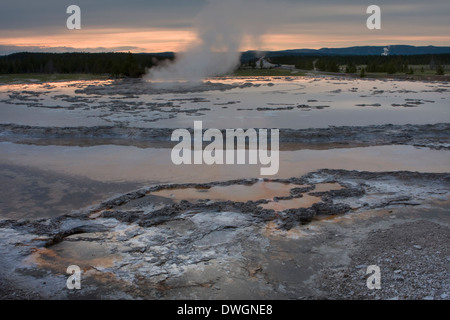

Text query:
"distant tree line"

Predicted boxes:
[[267, 54, 450, 74], [0, 52, 174, 77], [1, 52, 448, 77]]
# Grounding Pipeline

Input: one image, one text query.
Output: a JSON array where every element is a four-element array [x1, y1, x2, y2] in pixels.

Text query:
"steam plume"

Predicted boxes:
[[146, 0, 277, 85]]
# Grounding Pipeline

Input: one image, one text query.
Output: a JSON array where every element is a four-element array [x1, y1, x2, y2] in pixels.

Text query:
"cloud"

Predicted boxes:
[[0, 0, 205, 30], [0, 0, 448, 53]]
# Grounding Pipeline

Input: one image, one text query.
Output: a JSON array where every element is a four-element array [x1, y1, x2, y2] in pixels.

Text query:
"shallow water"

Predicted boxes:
[[0, 77, 449, 129], [1, 77, 449, 300], [118, 181, 342, 211], [0, 77, 449, 220], [151, 181, 303, 202], [0, 142, 448, 184], [259, 194, 321, 211]]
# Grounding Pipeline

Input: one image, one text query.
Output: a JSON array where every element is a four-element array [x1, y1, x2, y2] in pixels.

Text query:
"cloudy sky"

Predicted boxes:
[[1, 0, 449, 55]]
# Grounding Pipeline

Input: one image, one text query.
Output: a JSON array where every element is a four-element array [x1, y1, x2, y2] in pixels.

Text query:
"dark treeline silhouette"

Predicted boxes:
[[0, 52, 174, 77], [1, 52, 448, 77], [267, 54, 450, 74]]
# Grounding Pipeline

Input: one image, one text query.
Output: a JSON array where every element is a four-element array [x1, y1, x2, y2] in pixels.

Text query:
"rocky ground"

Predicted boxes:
[[1, 123, 449, 150], [0, 77, 448, 300], [315, 219, 449, 300], [0, 169, 448, 300]]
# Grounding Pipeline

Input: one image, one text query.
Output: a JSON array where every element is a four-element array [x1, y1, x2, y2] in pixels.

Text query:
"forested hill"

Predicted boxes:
[[242, 45, 450, 60]]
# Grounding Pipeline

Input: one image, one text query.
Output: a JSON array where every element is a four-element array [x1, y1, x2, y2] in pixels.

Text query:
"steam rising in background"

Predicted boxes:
[[145, 0, 279, 85]]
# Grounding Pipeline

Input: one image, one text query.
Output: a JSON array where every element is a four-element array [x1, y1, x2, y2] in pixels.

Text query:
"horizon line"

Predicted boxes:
[[2, 44, 450, 56]]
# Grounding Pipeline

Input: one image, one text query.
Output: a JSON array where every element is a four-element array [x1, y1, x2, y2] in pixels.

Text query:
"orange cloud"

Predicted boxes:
[[0, 28, 197, 53], [1, 28, 450, 53]]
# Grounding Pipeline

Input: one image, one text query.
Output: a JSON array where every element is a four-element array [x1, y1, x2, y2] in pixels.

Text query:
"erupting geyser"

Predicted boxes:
[[145, 0, 279, 87]]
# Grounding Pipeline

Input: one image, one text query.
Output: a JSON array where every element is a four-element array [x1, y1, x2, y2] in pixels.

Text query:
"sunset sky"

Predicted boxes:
[[1, 0, 449, 55]]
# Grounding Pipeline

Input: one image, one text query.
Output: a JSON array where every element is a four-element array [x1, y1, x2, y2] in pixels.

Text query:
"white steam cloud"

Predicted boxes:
[[145, 0, 278, 85]]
